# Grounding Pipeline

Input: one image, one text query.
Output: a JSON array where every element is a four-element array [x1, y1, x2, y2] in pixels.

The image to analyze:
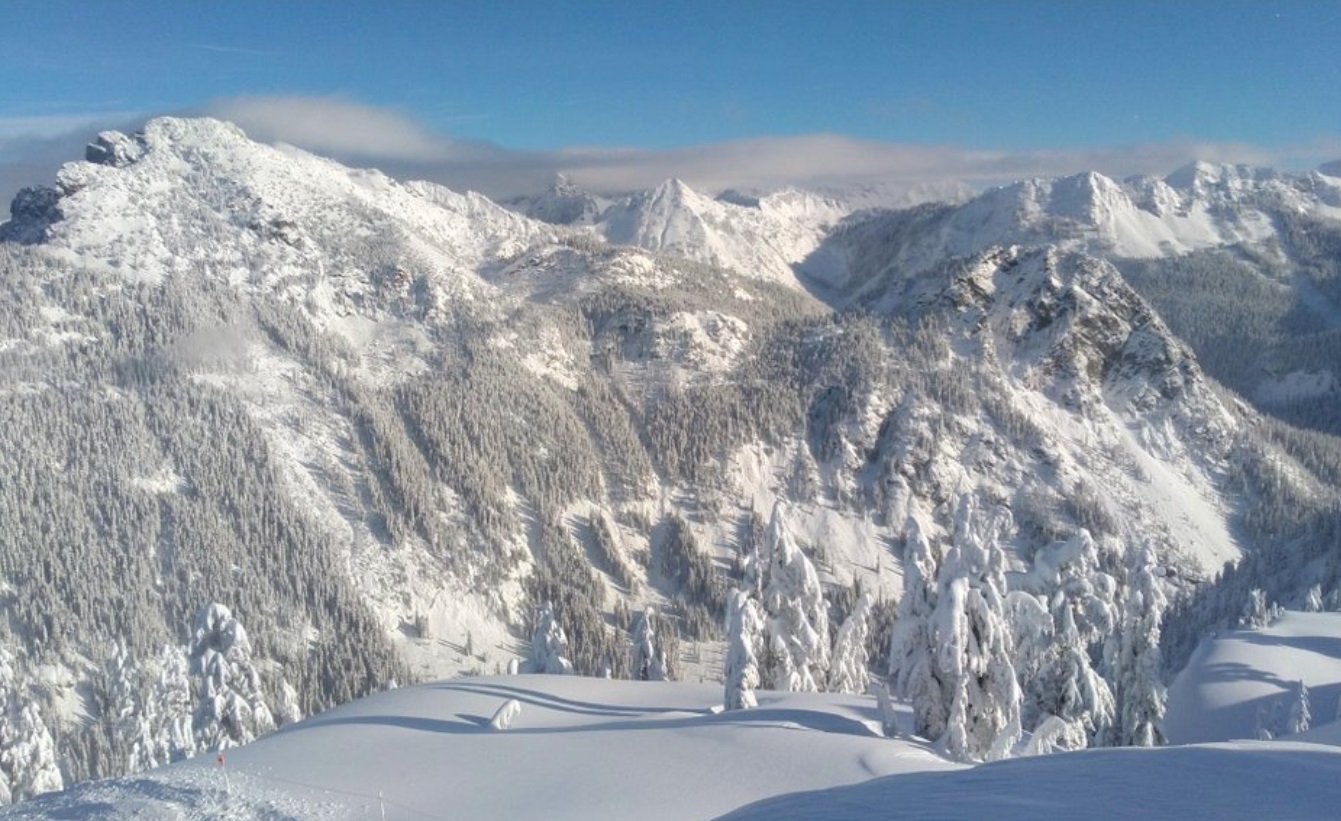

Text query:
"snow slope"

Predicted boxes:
[[718, 741, 1341, 821], [3, 677, 953, 820], [8, 674, 1341, 821], [1166, 611, 1341, 745]]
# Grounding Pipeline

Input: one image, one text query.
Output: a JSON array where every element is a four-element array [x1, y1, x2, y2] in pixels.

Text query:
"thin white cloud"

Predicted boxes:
[[184, 43, 280, 58], [2, 95, 1339, 215], [205, 96, 468, 163], [0, 111, 144, 141], [200, 97, 1328, 198]]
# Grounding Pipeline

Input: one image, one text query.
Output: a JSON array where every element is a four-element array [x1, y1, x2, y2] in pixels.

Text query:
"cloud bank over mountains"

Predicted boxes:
[[2, 95, 1337, 211]]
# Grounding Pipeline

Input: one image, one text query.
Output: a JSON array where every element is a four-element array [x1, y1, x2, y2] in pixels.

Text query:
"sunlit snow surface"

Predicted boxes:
[[1166, 611, 1341, 745], [9, 664, 1341, 820]]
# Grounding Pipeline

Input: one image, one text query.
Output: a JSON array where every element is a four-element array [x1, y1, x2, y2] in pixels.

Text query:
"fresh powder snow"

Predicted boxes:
[[5, 669, 1340, 820]]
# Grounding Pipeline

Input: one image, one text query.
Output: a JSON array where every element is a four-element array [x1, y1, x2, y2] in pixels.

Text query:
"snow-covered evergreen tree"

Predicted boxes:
[[889, 517, 946, 741], [630, 608, 663, 681], [760, 504, 829, 691], [1116, 546, 1167, 747], [99, 641, 184, 774], [0, 648, 15, 806], [1006, 591, 1055, 721], [1, 703, 63, 804], [890, 499, 1022, 762], [1241, 588, 1273, 629], [0, 647, 63, 805], [276, 680, 304, 727], [828, 593, 872, 694], [724, 590, 765, 710], [150, 643, 196, 765], [1303, 585, 1323, 613], [1023, 714, 1087, 756], [1255, 702, 1276, 740], [189, 603, 275, 751], [939, 496, 1022, 762], [1285, 680, 1311, 735], [529, 603, 573, 675], [1011, 531, 1116, 749], [736, 510, 766, 598]]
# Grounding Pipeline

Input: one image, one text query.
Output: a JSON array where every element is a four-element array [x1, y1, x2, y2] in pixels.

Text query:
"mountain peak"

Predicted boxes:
[[521, 172, 605, 224], [17, 115, 545, 289], [548, 172, 582, 195], [138, 116, 252, 154], [85, 130, 146, 168], [1047, 170, 1127, 222], [648, 177, 697, 201], [1163, 160, 1276, 194]]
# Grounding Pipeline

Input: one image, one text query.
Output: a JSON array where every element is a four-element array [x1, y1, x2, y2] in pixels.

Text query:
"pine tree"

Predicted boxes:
[[0, 647, 63, 805], [939, 496, 1022, 762], [760, 504, 830, 691], [890, 498, 1022, 762], [1255, 702, 1276, 740], [1011, 530, 1116, 749], [276, 680, 304, 726], [149, 643, 195, 766], [724, 590, 765, 710], [630, 608, 662, 681], [1116, 546, 1167, 747], [0, 648, 16, 806], [889, 517, 946, 741], [189, 603, 275, 751], [529, 603, 573, 675], [828, 593, 873, 694], [1241, 588, 1271, 629], [1285, 680, 1311, 735]]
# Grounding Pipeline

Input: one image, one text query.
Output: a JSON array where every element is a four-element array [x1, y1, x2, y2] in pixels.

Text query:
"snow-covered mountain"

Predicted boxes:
[[2, 117, 1341, 807], [510, 173, 612, 225], [507, 174, 970, 288], [803, 164, 1341, 302]]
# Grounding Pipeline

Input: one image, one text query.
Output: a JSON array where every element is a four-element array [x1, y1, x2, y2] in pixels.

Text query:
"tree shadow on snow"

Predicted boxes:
[[298, 708, 882, 740], [293, 713, 489, 736], [430, 680, 691, 718], [1235, 631, 1341, 661], [1196, 660, 1291, 689]]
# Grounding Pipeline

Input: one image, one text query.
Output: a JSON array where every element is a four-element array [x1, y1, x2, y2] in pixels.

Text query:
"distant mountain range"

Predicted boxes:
[[1, 117, 1340, 802]]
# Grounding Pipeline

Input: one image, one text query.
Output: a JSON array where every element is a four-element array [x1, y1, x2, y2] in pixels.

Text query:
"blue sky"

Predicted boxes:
[[2, 0, 1340, 200]]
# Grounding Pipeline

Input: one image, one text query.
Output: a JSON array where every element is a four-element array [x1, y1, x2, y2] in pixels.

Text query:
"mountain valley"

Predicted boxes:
[[1, 118, 1341, 804]]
